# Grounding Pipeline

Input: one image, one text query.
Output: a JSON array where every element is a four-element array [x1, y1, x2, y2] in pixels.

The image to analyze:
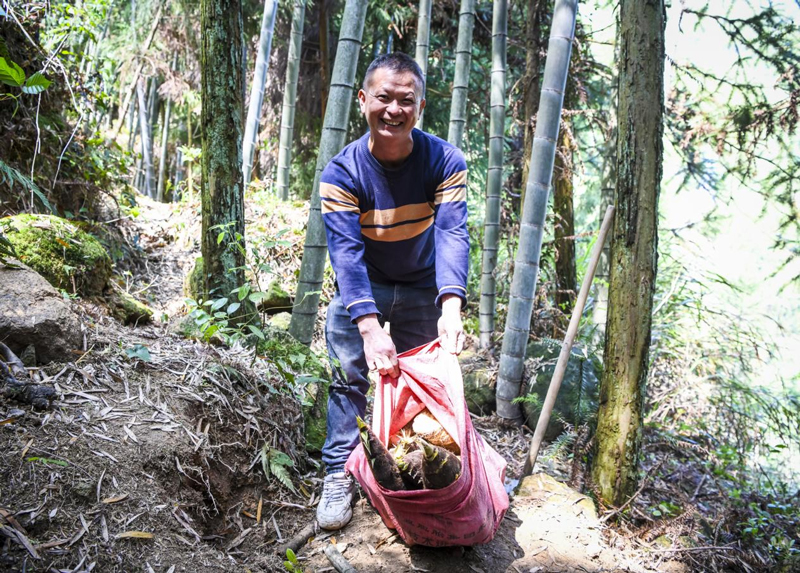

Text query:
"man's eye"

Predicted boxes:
[[402, 100, 415, 106], [377, 95, 389, 102]]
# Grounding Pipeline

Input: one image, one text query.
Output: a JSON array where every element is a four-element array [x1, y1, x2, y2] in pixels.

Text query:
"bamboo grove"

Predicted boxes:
[[2, 0, 799, 513]]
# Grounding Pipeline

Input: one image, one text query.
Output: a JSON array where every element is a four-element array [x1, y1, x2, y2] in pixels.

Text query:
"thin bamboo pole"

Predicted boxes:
[[522, 205, 615, 477]]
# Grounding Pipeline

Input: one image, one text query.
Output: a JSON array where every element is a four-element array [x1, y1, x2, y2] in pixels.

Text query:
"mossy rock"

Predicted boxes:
[[258, 279, 292, 314], [257, 329, 330, 452], [107, 290, 154, 325], [302, 379, 329, 453], [458, 349, 496, 415], [170, 314, 204, 340], [521, 339, 601, 441], [269, 312, 292, 331], [2, 214, 111, 296], [184, 256, 205, 300]]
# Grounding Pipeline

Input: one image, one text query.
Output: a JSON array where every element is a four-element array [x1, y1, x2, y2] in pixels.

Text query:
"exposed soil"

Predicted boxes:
[[0, 196, 756, 572]]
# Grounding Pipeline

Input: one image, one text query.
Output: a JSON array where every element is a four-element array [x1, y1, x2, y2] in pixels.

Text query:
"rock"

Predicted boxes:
[[1, 343, 57, 409], [107, 289, 154, 325], [19, 345, 36, 367], [169, 314, 203, 340], [459, 349, 496, 415], [269, 312, 292, 331], [521, 340, 601, 441], [0, 262, 82, 363], [2, 214, 111, 297], [258, 279, 292, 315], [516, 473, 597, 519]]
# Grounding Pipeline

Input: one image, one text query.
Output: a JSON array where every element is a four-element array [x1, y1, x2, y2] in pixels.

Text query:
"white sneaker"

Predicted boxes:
[[317, 472, 355, 530]]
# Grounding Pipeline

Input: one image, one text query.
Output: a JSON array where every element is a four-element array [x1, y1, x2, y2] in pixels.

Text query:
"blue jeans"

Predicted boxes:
[[322, 282, 441, 472]]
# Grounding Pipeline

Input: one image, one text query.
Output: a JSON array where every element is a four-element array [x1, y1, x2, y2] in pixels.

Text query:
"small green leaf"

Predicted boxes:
[[237, 284, 251, 301], [247, 324, 266, 340], [210, 297, 228, 311], [0, 56, 24, 87], [22, 71, 51, 94], [248, 291, 267, 304], [226, 302, 240, 314], [217, 231, 225, 245], [125, 344, 151, 362], [286, 548, 298, 564]]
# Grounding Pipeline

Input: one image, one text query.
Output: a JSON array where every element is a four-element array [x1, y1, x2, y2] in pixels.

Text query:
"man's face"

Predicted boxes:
[[357, 68, 426, 146]]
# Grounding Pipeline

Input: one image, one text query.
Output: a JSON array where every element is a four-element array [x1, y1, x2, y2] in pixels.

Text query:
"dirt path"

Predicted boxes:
[[1, 198, 687, 572]]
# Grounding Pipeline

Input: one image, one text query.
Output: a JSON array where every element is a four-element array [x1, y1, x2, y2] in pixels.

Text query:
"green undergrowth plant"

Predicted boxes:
[[643, 236, 800, 566]]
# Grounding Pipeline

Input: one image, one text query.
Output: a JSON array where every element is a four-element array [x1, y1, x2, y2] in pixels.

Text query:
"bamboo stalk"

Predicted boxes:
[[522, 205, 615, 477]]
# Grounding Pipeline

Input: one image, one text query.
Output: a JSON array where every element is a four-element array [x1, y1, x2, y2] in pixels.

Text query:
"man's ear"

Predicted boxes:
[[418, 98, 426, 114], [357, 89, 367, 113]]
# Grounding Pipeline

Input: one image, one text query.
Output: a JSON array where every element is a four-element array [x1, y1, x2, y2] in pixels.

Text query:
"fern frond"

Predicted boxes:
[[0, 158, 54, 213]]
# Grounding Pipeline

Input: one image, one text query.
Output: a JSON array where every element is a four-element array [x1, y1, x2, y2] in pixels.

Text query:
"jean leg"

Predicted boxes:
[[321, 292, 370, 472], [388, 286, 441, 354]]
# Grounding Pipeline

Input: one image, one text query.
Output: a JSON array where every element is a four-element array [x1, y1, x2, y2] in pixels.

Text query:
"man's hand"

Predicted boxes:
[[356, 314, 400, 378], [438, 294, 465, 355]]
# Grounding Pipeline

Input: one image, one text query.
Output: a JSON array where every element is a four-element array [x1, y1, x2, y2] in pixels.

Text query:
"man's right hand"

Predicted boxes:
[[356, 314, 400, 379]]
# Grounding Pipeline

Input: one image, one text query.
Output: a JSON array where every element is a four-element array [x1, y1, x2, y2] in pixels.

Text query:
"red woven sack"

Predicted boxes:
[[345, 339, 509, 547]]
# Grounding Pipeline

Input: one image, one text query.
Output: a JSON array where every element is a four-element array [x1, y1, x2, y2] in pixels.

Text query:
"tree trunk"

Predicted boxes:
[[319, 0, 330, 118], [553, 122, 577, 312], [477, 0, 507, 349], [157, 55, 178, 202], [242, 0, 279, 188], [289, 0, 369, 346], [446, 0, 475, 148], [592, 0, 665, 506], [495, 0, 577, 422], [147, 77, 161, 197], [136, 79, 156, 198], [200, 0, 247, 305], [591, 122, 617, 341], [414, 0, 432, 130], [276, 0, 307, 201], [112, 0, 165, 140], [520, 0, 548, 213]]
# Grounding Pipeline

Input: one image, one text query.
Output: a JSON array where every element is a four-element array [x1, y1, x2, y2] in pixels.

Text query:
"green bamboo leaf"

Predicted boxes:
[[22, 71, 52, 94], [0, 56, 24, 87]]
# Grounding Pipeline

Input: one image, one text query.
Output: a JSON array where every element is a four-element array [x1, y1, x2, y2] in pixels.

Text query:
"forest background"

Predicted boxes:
[[1, 0, 799, 570]]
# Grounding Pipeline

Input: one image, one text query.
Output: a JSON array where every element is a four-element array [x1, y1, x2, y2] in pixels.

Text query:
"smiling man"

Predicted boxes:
[[315, 53, 470, 530]]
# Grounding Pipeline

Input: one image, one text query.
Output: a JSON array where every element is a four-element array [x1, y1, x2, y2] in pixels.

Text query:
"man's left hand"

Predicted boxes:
[[438, 294, 464, 355]]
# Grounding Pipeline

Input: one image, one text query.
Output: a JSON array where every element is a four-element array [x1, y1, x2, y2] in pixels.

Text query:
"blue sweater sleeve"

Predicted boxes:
[[320, 160, 379, 322], [433, 148, 469, 308]]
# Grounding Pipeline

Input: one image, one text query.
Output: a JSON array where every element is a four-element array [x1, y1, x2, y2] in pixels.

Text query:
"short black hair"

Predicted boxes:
[[363, 52, 425, 98]]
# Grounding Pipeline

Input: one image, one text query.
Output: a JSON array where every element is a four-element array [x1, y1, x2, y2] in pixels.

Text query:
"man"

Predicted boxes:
[[316, 52, 469, 530]]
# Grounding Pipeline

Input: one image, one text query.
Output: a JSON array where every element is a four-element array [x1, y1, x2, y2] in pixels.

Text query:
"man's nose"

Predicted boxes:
[[386, 99, 401, 114]]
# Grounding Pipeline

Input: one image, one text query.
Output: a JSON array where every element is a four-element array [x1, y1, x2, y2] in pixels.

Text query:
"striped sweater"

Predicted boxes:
[[320, 128, 469, 322]]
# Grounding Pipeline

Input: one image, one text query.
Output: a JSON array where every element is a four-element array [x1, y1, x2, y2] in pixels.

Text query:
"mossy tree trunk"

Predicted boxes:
[[289, 0, 369, 345], [553, 121, 577, 312], [477, 0, 507, 349], [592, 0, 665, 506], [200, 0, 247, 305]]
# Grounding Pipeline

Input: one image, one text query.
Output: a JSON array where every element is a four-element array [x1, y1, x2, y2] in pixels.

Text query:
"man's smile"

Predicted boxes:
[[381, 118, 403, 127]]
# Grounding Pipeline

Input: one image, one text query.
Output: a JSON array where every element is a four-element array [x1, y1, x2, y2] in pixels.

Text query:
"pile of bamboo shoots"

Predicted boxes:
[[357, 409, 461, 491]]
